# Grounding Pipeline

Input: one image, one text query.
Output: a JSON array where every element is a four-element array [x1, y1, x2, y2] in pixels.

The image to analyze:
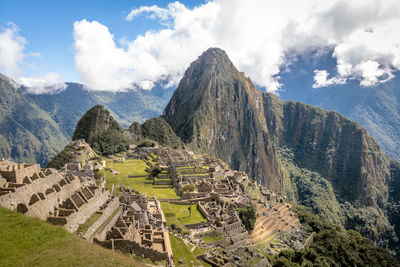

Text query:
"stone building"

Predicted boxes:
[[94, 186, 172, 262], [0, 160, 113, 233]]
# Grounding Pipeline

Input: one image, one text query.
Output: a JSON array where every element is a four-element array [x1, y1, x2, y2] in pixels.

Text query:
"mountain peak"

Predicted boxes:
[[72, 104, 122, 144], [187, 47, 237, 75]]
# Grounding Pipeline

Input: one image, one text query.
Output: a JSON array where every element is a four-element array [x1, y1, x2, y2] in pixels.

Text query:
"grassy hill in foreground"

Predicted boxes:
[[0, 207, 141, 267]]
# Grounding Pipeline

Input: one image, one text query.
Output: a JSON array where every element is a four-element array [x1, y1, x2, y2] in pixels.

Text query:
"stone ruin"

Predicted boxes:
[[94, 186, 172, 262], [145, 148, 258, 264], [0, 160, 114, 233]]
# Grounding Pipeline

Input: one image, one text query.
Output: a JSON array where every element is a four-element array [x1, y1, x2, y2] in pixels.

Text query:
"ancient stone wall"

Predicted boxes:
[[26, 177, 82, 220], [94, 238, 168, 261], [63, 190, 110, 233], [153, 179, 172, 185], [83, 197, 120, 240], [226, 239, 247, 251], [0, 172, 72, 214], [230, 232, 248, 243], [96, 206, 123, 241], [224, 221, 243, 235], [0, 164, 41, 183], [184, 221, 208, 229]]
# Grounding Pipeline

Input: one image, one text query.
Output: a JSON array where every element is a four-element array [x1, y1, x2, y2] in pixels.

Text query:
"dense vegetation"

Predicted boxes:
[[72, 105, 130, 155], [0, 74, 68, 166], [0, 206, 140, 267], [238, 205, 257, 231], [90, 128, 130, 155], [278, 146, 398, 255], [46, 143, 76, 169], [129, 117, 183, 149], [269, 206, 400, 267]]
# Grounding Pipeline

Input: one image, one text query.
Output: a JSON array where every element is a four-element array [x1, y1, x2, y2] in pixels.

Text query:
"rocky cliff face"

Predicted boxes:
[[163, 47, 394, 210], [163, 48, 283, 191]]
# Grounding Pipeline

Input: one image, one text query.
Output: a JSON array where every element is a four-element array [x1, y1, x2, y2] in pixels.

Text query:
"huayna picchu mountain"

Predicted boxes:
[[163, 48, 400, 253], [72, 105, 130, 155], [70, 104, 183, 156]]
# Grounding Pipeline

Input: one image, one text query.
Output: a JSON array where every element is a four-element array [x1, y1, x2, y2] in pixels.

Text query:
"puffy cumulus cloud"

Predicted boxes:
[[20, 72, 67, 94], [73, 0, 400, 92], [0, 23, 26, 78], [313, 70, 345, 88]]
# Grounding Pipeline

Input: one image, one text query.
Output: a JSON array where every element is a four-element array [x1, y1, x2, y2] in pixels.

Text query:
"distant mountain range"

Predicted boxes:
[[1, 47, 400, 167], [0, 74, 174, 165], [279, 50, 400, 161]]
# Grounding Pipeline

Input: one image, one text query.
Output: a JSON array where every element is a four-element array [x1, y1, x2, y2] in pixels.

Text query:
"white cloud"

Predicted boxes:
[[0, 22, 66, 93], [313, 70, 345, 88], [0, 23, 26, 78], [125, 5, 170, 21], [20, 72, 67, 94], [73, 0, 400, 92]]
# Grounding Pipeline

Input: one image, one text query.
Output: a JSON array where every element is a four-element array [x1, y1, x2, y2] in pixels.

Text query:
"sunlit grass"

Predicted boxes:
[[161, 202, 206, 227], [102, 159, 178, 199], [0, 207, 140, 267]]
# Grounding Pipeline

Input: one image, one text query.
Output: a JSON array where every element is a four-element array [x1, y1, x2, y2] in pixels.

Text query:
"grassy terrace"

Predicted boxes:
[[169, 233, 210, 267], [0, 207, 141, 267], [177, 166, 209, 172], [182, 173, 210, 177], [76, 212, 102, 235], [161, 202, 206, 227], [203, 235, 224, 243], [148, 153, 158, 165], [102, 159, 178, 199]]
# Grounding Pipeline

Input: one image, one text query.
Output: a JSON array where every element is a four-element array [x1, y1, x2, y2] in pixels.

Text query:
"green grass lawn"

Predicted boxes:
[[161, 202, 206, 227], [0, 207, 141, 267], [76, 212, 102, 235], [203, 235, 224, 243], [133, 256, 165, 266], [169, 233, 208, 267], [102, 159, 178, 199]]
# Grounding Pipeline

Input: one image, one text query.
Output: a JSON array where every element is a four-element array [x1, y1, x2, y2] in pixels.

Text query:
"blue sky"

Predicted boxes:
[[0, 0, 399, 93], [0, 0, 203, 82]]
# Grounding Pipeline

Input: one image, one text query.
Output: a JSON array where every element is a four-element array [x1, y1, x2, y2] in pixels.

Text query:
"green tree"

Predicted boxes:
[[180, 184, 197, 193], [238, 205, 257, 231]]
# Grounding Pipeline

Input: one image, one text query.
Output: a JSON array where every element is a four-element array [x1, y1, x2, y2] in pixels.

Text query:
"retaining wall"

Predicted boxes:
[[83, 197, 120, 240], [63, 191, 110, 233], [94, 238, 168, 261]]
